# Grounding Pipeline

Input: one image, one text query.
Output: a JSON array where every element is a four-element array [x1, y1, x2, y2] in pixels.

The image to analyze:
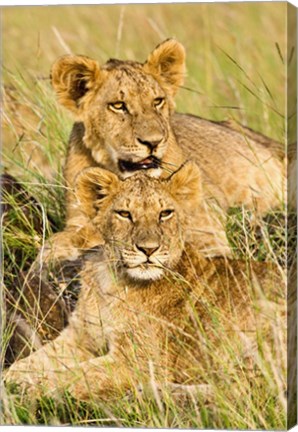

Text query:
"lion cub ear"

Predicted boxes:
[[167, 162, 202, 209], [51, 55, 102, 115], [76, 168, 120, 218], [144, 39, 186, 96]]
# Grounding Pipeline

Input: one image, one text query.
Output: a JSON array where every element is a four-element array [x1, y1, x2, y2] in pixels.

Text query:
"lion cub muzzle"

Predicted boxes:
[[118, 127, 166, 173]]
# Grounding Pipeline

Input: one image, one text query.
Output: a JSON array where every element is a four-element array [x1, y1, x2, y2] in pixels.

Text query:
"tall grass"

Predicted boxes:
[[1, 3, 289, 428]]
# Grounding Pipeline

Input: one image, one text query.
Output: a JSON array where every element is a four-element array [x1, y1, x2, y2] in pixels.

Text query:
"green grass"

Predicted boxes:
[[1, 2, 290, 429]]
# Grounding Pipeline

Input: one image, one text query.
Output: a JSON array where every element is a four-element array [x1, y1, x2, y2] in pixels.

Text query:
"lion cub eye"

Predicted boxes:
[[160, 209, 174, 221], [153, 97, 165, 109], [109, 101, 127, 112], [115, 210, 132, 221]]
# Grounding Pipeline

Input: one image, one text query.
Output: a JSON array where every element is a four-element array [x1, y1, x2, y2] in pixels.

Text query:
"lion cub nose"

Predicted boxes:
[[136, 245, 159, 257], [137, 137, 163, 150]]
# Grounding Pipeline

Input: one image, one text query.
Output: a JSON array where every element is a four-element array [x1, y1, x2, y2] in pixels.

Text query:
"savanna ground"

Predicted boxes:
[[1, 2, 296, 429]]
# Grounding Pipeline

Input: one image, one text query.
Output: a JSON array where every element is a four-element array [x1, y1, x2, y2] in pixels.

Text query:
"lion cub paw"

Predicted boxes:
[[37, 225, 103, 266]]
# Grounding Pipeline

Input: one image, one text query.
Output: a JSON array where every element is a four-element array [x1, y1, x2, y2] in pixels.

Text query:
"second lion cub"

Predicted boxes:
[[5, 163, 284, 402]]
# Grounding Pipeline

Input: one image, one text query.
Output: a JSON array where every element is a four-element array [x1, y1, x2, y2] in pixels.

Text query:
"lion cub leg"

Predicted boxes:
[[4, 326, 94, 398], [63, 354, 134, 402], [37, 140, 104, 265], [66, 354, 214, 403]]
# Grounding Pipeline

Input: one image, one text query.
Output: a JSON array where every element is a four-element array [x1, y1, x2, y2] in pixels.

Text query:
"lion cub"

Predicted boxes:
[[44, 38, 284, 262], [5, 163, 284, 402]]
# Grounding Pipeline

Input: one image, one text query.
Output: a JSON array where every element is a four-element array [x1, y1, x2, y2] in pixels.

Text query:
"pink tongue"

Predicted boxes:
[[139, 158, 152, 165]]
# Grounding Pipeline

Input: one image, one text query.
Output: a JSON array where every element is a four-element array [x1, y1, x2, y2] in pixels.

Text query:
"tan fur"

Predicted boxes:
[[5, 165, 284, 402], [42, 39, 285, 262]]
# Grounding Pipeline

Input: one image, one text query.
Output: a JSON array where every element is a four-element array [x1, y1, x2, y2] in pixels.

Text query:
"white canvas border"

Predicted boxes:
[[1, 1, 297, 432]]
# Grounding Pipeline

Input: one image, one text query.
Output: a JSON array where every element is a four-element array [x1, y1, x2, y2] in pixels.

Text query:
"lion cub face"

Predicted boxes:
[[51, 40, 185, 177], [76, 162, 201, 281]]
